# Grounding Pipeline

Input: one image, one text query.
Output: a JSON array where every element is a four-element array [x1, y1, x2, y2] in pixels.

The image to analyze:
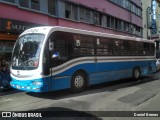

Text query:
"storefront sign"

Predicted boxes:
[[0, 18, 42, 34], [151, 0, 157, 34]]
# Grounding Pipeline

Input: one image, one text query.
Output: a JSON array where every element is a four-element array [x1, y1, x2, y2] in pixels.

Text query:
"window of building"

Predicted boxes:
[[86, 9, 91, 23], [72, 5, 78, 20], [125, 0, 130, 10], [124, 22, 129, 32], [4, 0, 15, 3], [137, 8, 142, 17], [107, 16, 111, 28], [115, 19, 118, 30], [65, 3, 78, 20], [124, 22, 126, 31], [31, 0, 40, 10], [131, 24, 136, 34], [80, 8, 86, 21], [19, 0, 29, 8], [65, 3, 71, 19], [48, 0, 56, 15], [136, 26, 141, 36], [111, 17, 115, 29], [121, 21, 124, 31], [110, 0, 142, 17], [126, 23, 129, 32], [122, 0, 126, 8], [79, 7, 91, 23], [118, 20, 122, 31], [93, 12, 101, 25], [131, 4, 136, 14], [102, 15, 107, 27]]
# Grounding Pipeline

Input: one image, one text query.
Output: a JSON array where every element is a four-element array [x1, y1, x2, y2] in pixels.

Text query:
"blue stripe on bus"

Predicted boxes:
[[54, 60, 155, 85], [11, 60, 156, 92], [55, 60, 156, 76]]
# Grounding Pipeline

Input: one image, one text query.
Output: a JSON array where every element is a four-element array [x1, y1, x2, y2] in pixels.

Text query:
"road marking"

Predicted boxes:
[[0, 99, 13, 102]]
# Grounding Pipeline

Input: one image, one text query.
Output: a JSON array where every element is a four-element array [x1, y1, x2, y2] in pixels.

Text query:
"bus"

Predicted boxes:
[[10, 26, 156, 92]]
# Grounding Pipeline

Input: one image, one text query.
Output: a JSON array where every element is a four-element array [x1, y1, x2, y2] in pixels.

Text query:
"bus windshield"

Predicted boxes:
[[11, 34, 45, 70]]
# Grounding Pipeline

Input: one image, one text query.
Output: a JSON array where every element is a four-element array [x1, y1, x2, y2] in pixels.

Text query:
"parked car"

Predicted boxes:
[[156, 59, 160, 71]]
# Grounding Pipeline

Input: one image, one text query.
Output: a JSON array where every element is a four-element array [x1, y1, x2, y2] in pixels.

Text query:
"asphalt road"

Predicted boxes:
[[1, 72, 160, 120]]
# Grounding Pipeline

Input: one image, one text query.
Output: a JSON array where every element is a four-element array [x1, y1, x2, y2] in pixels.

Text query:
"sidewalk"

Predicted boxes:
[[139, 92, 160, 111]]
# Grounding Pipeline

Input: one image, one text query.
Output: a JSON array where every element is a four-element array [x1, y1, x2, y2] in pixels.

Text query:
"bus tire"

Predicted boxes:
[[71, 72, 87, 92], [133, 68, 140, 80]]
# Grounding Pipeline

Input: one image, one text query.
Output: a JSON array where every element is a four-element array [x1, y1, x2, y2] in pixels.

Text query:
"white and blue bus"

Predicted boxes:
[[10, 26, 156, 92]]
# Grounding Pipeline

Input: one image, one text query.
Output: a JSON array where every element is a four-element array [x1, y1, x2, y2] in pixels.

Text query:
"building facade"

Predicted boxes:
[[142, 0, 160, 40], [142, 0, 160, 57], [0, 0, 143, 61]]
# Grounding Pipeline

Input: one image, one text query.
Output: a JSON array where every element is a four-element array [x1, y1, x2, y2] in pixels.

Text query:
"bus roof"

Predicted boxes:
[[20, 26, 154, 43]]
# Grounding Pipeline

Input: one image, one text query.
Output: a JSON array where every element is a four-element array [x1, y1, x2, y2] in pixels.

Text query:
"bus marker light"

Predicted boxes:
[[32, 81, 42, 86], [27, 87, 30, 89], [16, 85, 20, 89]]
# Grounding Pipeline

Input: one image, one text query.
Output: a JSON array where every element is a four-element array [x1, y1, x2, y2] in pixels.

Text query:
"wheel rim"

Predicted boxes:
[[134, 69, 139, 79], [74, 75, 84, 88]]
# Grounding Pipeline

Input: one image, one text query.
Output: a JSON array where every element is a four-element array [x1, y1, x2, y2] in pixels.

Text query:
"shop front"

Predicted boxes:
[[0, 18, 41, 62]]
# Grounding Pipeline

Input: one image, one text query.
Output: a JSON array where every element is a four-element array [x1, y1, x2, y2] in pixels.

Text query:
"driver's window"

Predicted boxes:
[[49, 32, 67, 59], [48, 32, 68, 67]]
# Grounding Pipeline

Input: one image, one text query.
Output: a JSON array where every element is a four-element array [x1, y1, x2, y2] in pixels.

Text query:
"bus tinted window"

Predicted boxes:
[[96, 37, 112, 56], [74, 34, 95, 56]]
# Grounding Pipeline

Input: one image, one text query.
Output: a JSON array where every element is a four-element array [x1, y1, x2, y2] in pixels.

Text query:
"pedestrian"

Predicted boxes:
[[0, 58, 9, 89], [1, 59, 7, 72]]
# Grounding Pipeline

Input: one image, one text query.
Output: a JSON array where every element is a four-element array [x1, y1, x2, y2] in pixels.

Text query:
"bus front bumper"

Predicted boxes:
[[10, 78, 48, 92]]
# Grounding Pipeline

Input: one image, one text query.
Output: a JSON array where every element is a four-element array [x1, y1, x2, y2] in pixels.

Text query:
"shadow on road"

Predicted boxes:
[[26, 72, 160, 100], [0, 88, 22, 96], [17, 107, 102, 120]]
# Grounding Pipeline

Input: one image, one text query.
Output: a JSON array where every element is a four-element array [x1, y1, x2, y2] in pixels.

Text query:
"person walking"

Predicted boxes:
[[0, 58, 10, 89]]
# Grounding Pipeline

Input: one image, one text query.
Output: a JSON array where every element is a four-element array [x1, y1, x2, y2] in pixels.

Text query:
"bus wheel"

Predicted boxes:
[[71, 72, 87, 92], [133, 68, 140, 80]]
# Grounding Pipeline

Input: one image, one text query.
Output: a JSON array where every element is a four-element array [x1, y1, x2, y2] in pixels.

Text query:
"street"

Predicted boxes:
[[0, 72, 160, 120]]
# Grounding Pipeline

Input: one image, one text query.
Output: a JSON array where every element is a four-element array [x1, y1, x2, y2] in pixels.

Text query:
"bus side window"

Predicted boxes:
[[49, 32, 69, 67]]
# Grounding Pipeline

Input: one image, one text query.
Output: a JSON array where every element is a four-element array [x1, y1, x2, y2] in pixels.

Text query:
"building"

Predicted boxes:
[[142, 0, 160, 57], [0, 0, 143, 61], [142, 0, 160, 40]]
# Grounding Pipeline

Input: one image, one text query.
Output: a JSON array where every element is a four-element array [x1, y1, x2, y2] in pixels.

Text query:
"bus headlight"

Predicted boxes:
[[32, 81, 43, 86]]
